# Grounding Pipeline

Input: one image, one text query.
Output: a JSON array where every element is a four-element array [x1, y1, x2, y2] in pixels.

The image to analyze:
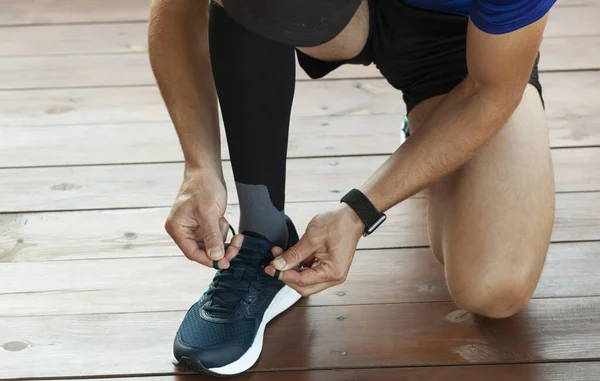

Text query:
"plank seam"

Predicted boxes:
[[3, 68, 600, 93], [3, 357, 600, 381], [2, 295, 600, 318], [0, 20, 148, 28], [0, 188, 597, 215]]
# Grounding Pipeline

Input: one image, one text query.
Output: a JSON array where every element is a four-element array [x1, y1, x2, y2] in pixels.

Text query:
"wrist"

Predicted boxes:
[[340, 188, 387, 236], [184, 158, 222, 175], [183, 162, 224, 184], [337, 202, 366, 236]]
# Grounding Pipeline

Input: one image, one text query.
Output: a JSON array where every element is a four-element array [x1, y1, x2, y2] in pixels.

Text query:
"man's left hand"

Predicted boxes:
[[264, 204, 364, 296]]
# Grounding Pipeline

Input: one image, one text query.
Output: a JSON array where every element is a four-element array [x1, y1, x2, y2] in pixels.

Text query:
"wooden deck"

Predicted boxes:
[[1, 1, 600, 380]]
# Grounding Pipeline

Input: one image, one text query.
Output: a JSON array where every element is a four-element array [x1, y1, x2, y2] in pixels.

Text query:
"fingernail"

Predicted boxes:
[[208, 247, 223, 260], [273, 257, 286, 270]]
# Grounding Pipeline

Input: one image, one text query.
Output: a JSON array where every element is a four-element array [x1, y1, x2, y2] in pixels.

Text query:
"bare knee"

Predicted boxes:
[[448, 272, 536, 319], [297, 0, 369, 61]]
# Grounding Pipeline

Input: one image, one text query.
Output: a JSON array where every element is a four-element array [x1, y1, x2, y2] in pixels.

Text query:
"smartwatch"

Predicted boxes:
[[341, 189, 386, 236]]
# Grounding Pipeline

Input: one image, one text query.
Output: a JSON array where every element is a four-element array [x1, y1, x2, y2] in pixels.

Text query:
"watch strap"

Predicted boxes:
[[341, 189, 386, 236]]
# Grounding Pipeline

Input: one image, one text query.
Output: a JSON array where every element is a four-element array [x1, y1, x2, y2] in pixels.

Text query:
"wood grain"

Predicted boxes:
[[1, 298, 599, 379], [1, 192, 599, 263], [0, 156, 386, 212], [0, 23, 148, 57], [556, 0, 600, 5], [541, 35, 600, 71], [1, 71, 597, 129], [0, 0, 149, 26], [1, 71, 599, 167], [1, 73, 596, 154], [544, 6, 600, 37], [0, 200, 428, 263], [58, 362, 600, 381], [2, 242, 599, 316], [0, 148, 597, 212], [0, 115, 404, 167], [0, 79, 402, 127]]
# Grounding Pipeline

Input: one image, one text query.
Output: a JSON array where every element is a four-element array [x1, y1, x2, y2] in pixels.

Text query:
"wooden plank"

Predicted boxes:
[[1, 113, 596, 169], [543, 72, 600, 148], [1, 71, 599, 167], [58, 362, 600, 381], [1, 74, 597, 154], [0, 147, 597, 213], [1, 298, 600, 379], [0, 24, 148, 57], [556, 0, 600, 5], [0, 0, 149, 26], [1, 71, 597, 129], [545, 6, 600, 37], [0, 200, 428, 263], [0, 115, 404, 167], [0, 157, 383, 212], [1, 242, 598, 316], [0, 80, 401, 127], [541, 35, 600, 71], [1, 192, 599, 263]]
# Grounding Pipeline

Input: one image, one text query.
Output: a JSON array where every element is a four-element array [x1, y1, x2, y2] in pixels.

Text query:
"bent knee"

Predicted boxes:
[[448, 275, 535, 319]]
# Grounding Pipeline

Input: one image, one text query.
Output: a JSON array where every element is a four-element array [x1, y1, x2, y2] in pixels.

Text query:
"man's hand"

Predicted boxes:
[[264, 204, 364, 296], [165, 168, 244, 269]]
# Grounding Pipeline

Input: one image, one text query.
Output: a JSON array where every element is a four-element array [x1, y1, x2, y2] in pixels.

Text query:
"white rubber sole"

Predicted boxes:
[[172, 285, 301, 376]]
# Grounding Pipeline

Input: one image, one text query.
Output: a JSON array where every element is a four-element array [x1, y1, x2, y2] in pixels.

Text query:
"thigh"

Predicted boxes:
[[411, 85, 555, 299]]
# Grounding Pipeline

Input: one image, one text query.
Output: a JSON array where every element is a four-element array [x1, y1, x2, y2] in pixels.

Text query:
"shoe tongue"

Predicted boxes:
[[238, 232, 273, 256]]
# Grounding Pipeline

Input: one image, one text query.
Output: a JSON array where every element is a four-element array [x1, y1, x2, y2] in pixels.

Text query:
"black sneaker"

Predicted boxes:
[[172, 217, 301, 376]]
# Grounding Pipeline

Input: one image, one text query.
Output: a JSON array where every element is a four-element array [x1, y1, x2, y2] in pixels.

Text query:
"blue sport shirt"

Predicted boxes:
[[401, 0, 557, 34]]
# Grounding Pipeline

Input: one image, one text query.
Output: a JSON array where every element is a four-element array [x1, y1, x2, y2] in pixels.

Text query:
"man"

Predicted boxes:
[[148, 0, 556, 376]]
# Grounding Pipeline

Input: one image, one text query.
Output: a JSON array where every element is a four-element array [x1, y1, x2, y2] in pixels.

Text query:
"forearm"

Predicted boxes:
[[361, 76, 520, 211], [148, 0, 222, 174]]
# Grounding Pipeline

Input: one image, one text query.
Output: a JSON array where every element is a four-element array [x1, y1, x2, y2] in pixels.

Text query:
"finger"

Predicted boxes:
[[301, 255, 317, 269], [272, 246, 314, 269], [271, 235, 320, 271], [170, 231, 213, 267], [195, 240, 226, 269], [224, 234, 244, 262], [272, 246, 310, 273], [287, 280, 339, 297], [265, 264, 328, 287], [202, 219, 226, 261], [219, 217, 232, 240], [271, 246, 284, 257]]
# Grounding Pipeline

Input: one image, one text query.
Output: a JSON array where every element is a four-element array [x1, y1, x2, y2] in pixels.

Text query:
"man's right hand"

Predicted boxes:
[[165, 169, 244, 269]]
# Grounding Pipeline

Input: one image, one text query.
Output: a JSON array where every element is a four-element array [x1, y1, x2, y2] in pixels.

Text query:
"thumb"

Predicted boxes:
[[203, 218, 225, 261], [272, 234, 318, 271]]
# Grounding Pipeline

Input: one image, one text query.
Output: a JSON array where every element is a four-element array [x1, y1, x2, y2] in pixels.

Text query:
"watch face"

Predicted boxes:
[[365, 214, 387, 236]]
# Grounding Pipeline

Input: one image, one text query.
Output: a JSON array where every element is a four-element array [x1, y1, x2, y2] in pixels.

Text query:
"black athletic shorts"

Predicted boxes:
[[297, 0, 543, 113]]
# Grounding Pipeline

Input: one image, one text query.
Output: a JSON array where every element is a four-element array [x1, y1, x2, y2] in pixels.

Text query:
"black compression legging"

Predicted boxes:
[[209, 2, 296, 247]]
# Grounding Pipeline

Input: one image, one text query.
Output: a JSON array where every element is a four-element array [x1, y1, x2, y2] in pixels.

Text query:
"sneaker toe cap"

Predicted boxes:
[[173, 332, 247, 370]]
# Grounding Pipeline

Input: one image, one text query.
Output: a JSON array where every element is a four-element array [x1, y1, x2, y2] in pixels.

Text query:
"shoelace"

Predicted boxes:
[[203, 250, 274, 316]]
